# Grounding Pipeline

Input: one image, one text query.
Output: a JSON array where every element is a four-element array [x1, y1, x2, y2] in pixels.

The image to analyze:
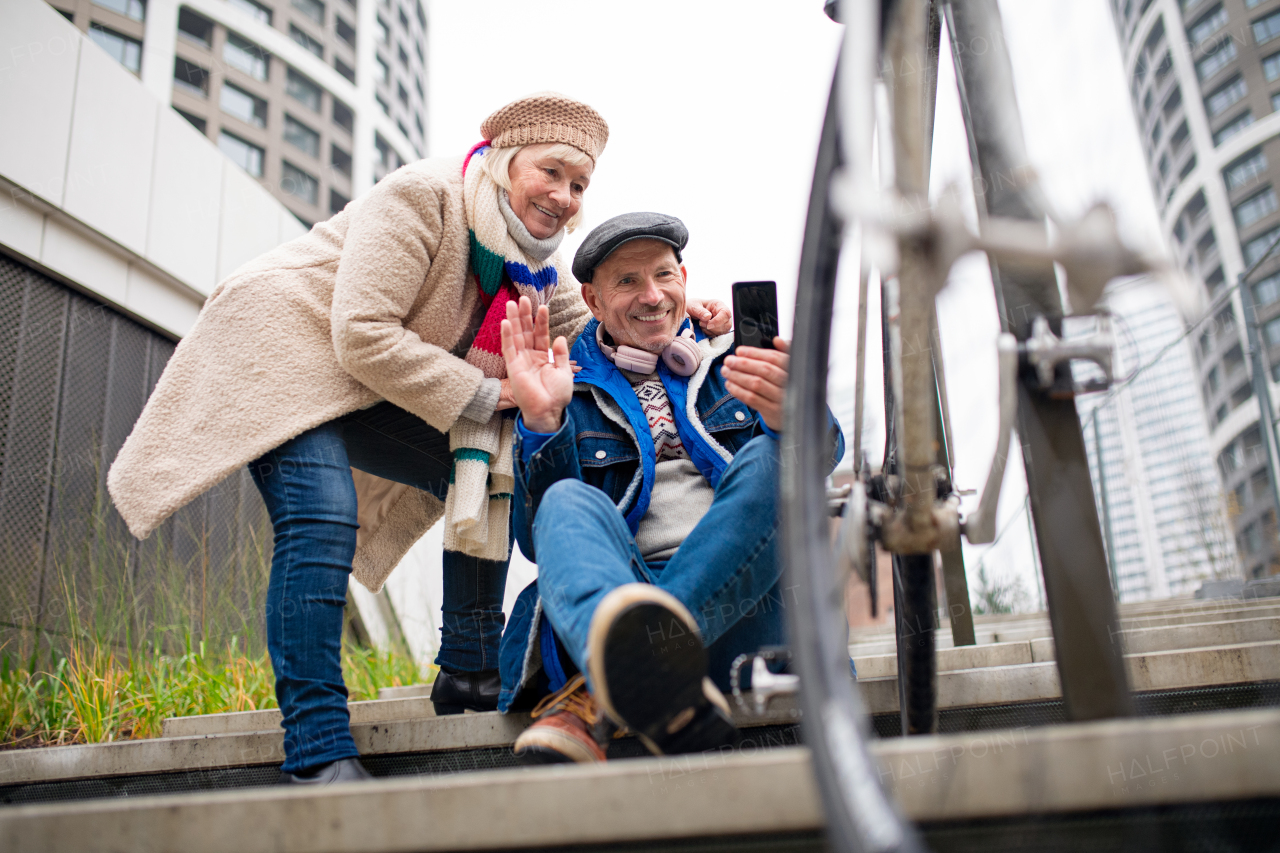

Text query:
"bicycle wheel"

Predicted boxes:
[[781, 65, 922, 853]]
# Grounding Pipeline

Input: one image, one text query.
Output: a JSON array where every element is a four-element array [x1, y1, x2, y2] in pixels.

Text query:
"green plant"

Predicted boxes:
[[2, 636, 431, 747], [59, 644, 131, 743], [1, 437, 434, 750], [971, 563, 1029, 615], [342, 643, 433, 702]]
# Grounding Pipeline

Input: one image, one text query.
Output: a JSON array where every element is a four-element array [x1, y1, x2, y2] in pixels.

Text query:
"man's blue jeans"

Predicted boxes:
[[250, 402, 509, 773], [532, 435, 787, 692]]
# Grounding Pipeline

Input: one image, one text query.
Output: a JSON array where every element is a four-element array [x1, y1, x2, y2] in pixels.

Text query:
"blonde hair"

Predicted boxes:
[[479, 143, 593, 234]]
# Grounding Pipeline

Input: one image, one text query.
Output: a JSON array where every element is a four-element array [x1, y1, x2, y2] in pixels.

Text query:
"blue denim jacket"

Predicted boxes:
[[498, 317, 845, 711]]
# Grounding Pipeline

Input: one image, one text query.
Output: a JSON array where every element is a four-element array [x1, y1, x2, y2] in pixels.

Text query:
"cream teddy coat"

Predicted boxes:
[[107, 156, 590, 592]]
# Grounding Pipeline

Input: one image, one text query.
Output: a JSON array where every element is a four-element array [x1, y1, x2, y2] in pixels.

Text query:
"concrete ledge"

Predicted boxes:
[[1031, 636, 1056, 662], [0, 731, 285, 789], [879, 706, 1280, 822], [1122, 617, 1280, 654], [3, 695, 800, 786], [161, 697, 438, 738], [0, 713, 531, 787], [850, 606, 1280, 656], [1129, 641, 1280, 691], [852, 619, 1280, 674], [853, 597, 1280, 638], [1121, 603, 1280, 626], [1, 710, 1277, 852], [856, 641, 1280, 713], [855, 641, 1036, 679], [7, 644, 1272, 785], [859, 661, 1062, 712], [376, 685, 431, 701]]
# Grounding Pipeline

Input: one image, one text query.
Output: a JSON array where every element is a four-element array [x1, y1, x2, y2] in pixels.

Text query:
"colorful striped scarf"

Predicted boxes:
[[443, 143, 571, 560]]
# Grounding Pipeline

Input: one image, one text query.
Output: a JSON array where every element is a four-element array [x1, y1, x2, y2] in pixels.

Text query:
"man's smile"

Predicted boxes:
[[633, 308, 671, 323]]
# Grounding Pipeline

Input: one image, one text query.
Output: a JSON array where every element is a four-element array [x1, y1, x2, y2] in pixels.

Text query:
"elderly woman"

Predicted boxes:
[[108, 93, 730, 785]]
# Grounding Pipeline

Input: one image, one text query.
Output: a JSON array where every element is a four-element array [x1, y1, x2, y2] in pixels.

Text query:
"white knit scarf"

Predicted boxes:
[[443, 144, 571, 560]]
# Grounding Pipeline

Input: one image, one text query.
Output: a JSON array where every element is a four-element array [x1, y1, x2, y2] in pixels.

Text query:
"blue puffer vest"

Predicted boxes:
[[497, 317, 844, 711]]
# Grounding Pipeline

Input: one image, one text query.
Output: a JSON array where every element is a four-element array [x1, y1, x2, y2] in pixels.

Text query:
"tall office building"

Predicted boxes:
[[1112, 0, 1280, 579], [1077, 281, 1239, 601], [48, 0, 425, 226]]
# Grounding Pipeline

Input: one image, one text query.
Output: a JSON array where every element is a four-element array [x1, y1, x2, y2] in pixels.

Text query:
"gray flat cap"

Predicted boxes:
[[572, 212, 688, 283]]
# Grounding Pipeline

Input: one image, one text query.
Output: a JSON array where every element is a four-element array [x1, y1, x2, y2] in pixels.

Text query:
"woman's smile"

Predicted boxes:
[[531, 201, 563, 225]]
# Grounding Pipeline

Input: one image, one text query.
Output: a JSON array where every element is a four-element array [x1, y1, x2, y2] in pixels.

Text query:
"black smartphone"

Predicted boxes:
[[732, 280, 779, 350]]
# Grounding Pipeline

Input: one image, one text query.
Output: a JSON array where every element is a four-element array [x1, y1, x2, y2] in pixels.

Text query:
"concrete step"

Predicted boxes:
[[854, 605, 1280, 647], [1, 696, 800, 789], [376, 685, 431, 701], [1118, 595, 1280, 613], [156, 691, 798, 742], [854, 640, 1046, 679], [161, 696, 438, 738], [901, 598, 1277, 640], [2, 708, 1276, 852], [856, 641, 1280, 714], [1123, 616, 1280, 654], [852, 617, 1280, 676], [0, 712, 532, 788], [7, 644, 1273, 791], [850, 610, 1280, 657], [162, 635, 1279, 746], [158, 613, 1275, 744], [1120, 602, 1280, 626], [852, 597, 1280, 642]]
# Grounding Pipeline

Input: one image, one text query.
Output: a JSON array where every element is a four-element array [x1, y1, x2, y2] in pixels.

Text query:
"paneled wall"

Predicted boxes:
[[0, 253, 271, 659]]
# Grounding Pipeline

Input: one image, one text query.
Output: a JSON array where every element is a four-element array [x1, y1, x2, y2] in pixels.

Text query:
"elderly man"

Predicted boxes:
[[495, 213, 843, 764]]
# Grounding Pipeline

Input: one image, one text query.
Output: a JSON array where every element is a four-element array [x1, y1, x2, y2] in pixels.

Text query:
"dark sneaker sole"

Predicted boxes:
[[587, 585, 739, 756]]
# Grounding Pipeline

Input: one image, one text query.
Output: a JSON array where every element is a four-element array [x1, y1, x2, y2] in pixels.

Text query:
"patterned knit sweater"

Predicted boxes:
[[623, 370, 716, 561]]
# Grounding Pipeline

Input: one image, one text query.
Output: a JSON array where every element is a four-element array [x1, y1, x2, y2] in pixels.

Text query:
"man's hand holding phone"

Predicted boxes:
[[722, 337, 789, 432], [724, 279, 787, 431]]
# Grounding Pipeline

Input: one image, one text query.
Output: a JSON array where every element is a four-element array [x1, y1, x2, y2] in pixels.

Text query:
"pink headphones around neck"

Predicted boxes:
[[596, 323, 703, 377]]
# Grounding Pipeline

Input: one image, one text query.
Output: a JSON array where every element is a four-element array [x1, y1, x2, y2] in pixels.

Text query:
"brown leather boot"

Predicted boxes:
[[513, 673, 607, 764]]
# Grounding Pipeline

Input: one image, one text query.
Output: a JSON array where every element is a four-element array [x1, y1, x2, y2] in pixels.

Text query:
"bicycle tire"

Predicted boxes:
[[893, 553, 938, 736], [782, 67, 922, 853]]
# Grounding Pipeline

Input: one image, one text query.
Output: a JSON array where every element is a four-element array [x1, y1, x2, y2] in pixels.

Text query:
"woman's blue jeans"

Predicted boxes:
[[532, 435, 787, 693], [250, 402, 509, 773]]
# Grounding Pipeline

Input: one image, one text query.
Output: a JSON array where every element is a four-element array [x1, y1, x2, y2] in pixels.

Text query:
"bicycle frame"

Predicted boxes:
[[786, 1, 1165, 850]]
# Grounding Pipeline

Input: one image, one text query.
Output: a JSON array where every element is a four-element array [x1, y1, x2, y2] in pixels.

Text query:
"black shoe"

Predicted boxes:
[[586, 584, 739, 756], [278, 757, 372, 786], [430, 667, 501, 715]]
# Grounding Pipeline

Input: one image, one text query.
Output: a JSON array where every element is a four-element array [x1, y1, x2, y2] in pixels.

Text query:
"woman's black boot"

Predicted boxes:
[[430, 667, 501, 714]]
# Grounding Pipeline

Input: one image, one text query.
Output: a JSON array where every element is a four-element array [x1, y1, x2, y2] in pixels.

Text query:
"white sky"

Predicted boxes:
[[426, 0, 1166, 609]]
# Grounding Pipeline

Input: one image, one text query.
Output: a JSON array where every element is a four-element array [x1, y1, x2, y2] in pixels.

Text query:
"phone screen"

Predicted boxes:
[[732, 281, 779, 350]]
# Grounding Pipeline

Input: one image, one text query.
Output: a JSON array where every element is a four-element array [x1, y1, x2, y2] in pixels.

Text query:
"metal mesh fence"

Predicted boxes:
[[921, 798, 1280, 853], [474, 800, 1280, 853], [0, 253, 272, 661]]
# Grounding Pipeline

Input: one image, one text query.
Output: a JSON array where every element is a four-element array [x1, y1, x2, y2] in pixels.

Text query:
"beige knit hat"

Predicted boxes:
[[480, 93, 610, 163]]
